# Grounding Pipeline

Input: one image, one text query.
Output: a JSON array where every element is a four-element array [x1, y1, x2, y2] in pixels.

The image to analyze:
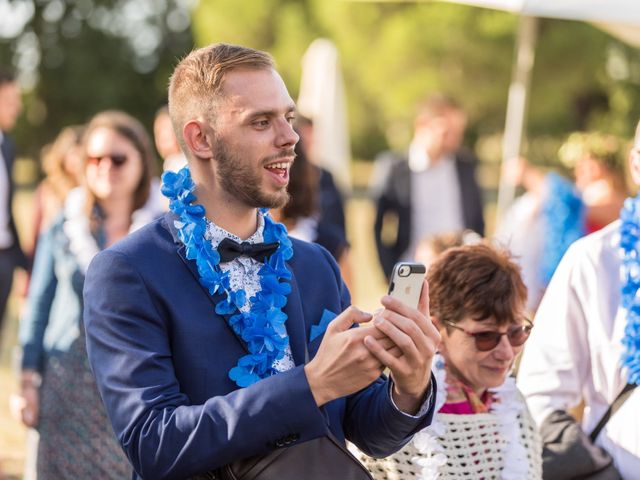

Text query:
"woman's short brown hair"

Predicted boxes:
[[428, 243, 527, 328]]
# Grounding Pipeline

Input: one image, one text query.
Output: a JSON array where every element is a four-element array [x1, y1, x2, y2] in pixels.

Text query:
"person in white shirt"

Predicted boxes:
[[372, 94, 484, 279], [517, 121, 640, 479]]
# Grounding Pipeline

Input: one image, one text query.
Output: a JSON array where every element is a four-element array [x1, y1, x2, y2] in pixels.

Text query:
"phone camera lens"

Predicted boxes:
[[398, 265, 410, 277]]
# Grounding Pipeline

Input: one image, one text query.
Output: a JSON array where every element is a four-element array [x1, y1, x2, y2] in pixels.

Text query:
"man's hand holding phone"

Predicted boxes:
[[364, 263, 440, 415]]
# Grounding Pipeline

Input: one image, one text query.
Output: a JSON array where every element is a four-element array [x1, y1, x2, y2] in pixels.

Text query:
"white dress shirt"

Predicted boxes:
[[0, 132, 13, 249], [517, 220, 640, 479], [405, 142, 464, 260]]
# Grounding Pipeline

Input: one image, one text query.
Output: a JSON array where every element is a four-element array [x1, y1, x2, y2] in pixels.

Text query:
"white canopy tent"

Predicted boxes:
[[434, 0, 640, 219], [297, 38, 353, 194]]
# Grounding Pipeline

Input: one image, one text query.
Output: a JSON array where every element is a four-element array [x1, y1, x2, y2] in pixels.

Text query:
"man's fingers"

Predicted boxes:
[[363, 335, 402, 371], [417, 279, 430, 318], [380, 294, 438, 341], [374, 313, 420, 361], [328, 306, 372, 333]]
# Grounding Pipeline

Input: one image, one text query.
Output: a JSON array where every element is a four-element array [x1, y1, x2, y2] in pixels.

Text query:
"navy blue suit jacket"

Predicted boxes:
[[84, 213, 435, 480]]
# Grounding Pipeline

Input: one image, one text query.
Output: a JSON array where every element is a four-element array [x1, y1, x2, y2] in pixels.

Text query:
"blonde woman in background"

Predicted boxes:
[[16, 110, 164, 479], [31, 126, 85, 251]]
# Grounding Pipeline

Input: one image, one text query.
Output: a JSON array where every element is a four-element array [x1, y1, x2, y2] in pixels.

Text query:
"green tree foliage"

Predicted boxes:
[[3, 0, 640, 166], [0, 0, 194, 164], [193, 0, 640, 162]]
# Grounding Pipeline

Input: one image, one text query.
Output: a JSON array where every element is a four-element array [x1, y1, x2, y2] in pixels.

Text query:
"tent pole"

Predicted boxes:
[[496, 15, 538, 224]]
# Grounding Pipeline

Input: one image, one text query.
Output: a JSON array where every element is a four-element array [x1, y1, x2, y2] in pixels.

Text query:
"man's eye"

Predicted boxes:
[[254, 119, 270, 128], [286, 115, 296, 124]]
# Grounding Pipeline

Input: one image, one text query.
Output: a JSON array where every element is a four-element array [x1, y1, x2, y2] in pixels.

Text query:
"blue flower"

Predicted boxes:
[[619, 193, 640, 386]]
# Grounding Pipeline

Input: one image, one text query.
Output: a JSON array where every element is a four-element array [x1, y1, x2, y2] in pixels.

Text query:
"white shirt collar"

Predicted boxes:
[[205, 211, 265, 253]]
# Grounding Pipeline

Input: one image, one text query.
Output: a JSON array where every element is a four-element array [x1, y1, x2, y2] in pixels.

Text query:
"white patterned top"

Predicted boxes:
[[204, 214, 295, 373]]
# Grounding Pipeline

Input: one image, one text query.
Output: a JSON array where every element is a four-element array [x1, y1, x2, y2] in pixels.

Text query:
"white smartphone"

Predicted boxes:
[[388, 262, 426, 309]]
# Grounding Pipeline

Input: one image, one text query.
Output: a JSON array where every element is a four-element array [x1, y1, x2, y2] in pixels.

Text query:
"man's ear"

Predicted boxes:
[[183, 120, 214, 160]]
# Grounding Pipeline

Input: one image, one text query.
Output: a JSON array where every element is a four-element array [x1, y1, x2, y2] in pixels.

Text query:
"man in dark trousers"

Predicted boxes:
[[0, 68, 26, 340], [373, 94, 484, 279], [84, 43, 440, 479]]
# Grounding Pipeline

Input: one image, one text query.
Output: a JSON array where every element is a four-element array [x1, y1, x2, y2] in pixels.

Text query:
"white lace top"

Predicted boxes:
[[354, 406, 541, 479], [204, 214, 295, 373], [351, 355, 543, 479]]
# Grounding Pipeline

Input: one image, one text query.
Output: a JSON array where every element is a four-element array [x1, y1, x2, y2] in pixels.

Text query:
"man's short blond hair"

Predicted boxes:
[[168, 43, 274, 152]]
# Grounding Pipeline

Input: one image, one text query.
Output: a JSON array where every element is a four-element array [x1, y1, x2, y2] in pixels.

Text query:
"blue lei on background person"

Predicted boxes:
[[161, 167, 294, 388], [540, 172, 586, 285], [619, 193, 640, 384]]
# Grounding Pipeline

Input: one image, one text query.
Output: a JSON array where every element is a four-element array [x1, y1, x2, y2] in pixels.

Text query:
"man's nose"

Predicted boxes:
[[277, 120, 299, 148]]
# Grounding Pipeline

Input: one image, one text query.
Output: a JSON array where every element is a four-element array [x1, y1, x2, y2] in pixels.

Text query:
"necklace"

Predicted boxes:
[[161, 167, 294, 388], [618, 194, 640, 384]]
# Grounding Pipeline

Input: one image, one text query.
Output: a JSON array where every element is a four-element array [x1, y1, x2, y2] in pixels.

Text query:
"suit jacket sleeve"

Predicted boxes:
[[84, 249, 329, 480], [456, 150, 485, 236], [373, 156, 410, 279]]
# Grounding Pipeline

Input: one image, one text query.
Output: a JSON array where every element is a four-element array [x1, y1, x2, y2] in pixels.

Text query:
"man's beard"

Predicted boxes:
[[214, 138, 292, 209]]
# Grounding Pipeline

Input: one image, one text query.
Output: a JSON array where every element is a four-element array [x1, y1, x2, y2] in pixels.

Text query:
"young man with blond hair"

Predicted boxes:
[[84, 43, 439, 479]]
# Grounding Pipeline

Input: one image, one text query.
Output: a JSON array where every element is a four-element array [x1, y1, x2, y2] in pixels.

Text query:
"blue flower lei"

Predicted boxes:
[[619, 193, 640, 385], [540, 172, 586, 285], [161, 167, 294, 388]]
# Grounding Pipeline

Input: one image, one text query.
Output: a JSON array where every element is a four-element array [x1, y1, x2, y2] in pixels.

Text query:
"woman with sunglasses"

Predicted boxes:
[[356, 243, 542, 479], [17, 110, 163, 479]]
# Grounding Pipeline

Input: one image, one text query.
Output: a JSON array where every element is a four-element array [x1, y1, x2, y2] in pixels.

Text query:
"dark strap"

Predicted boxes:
[[589, 382, 637, 442]]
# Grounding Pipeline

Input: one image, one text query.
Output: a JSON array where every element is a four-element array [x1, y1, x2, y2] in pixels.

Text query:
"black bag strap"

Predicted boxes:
[[589, 382, 637, 442]]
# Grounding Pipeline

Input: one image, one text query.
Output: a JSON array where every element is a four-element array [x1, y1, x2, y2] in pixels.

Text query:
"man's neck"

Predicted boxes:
[[195, 184, 259, 241]]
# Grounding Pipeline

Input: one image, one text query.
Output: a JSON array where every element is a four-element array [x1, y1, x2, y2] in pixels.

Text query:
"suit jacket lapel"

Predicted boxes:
[[162, 213, 250, 354], [282, 267, 307, 365]]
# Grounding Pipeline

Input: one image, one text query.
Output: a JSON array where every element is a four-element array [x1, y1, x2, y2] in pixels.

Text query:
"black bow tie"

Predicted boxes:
[[217, 237, 279, 263]]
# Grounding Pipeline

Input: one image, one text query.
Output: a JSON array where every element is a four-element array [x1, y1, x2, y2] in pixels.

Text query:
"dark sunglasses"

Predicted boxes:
[[444, 318, 533, 352], [87, 153, 128, 167]]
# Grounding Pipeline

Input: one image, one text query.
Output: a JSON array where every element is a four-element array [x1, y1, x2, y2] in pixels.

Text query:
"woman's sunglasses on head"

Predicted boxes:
[[444, 318, 533, 352], [87, 153, 128, 167]]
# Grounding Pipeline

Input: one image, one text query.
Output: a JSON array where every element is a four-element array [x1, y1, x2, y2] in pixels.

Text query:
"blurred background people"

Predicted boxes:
[[153, 105, 187, 173], [30, 125, 85, 255], [271, 136, 352, 288], [372, 93, 485, 279], [0, 68, 26, 345], [517, 122, 640, 479], [296, 115, 347, 238], [355, 243, 541, 479], [16, 110, 163, 479], [413, 229, 482, 272], [496, 131, 628, 312]]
